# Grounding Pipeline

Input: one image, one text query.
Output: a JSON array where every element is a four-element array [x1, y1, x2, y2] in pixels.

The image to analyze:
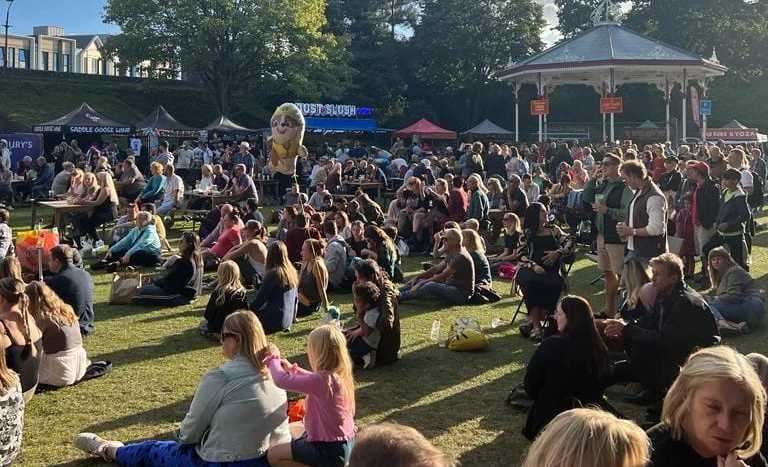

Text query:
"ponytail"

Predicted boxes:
[[20, 293, 36, 357]]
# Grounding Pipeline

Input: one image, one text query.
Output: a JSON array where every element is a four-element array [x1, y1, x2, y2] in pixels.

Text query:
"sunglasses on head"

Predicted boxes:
[[220, 332, 238, 343]]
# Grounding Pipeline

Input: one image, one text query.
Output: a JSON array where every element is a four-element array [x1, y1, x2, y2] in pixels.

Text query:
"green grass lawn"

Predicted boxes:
[[10, 207, 768, 467]]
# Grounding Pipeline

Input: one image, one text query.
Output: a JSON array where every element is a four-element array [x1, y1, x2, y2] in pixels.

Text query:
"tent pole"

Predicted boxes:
[[537, 73, 543, 143], [665, 77, 671, 143], [682, 68, 688, 142], [609, 68, 615, 144], [701, 80, 708, 142], [514, 83, 520, 143]]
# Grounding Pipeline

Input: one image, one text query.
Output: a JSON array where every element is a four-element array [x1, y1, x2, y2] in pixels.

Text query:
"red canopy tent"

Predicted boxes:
[[393, 118, 457, 140]]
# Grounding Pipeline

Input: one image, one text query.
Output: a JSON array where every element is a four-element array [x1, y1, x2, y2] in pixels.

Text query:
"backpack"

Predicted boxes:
[[748, 171, 764, 209]]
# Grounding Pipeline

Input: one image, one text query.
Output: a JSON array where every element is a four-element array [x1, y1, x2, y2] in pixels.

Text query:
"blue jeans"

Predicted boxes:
[[399, 281, 469, 305], [116, 440, 269, 467], [709, 295, 766, 327]]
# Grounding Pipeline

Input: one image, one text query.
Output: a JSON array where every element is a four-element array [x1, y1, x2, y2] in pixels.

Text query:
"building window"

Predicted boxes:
[[53, 52, 59, 71], [91, 58, 98, 74], [8, 48, 15, 68], [0, 47, 4, 67], [18, 49, 26, 69], [62, 53, 69, 72], [42, 51, 49, 71]]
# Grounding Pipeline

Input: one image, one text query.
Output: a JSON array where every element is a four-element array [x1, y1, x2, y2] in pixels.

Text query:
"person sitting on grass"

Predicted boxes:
[[222, 220, 268, 288], [0, 346, 23, 466], [285, 212, 321, 265], [250, 241, 298, 335], [74, 311, 291, 466], [45, 245, 94, 336], [522, 408, 650, 467], [297, 239, 329, 318], [110, 202, 139, 245], [705, 246, 765, 336], [399, 228, 475, 306], [362, 225, 398, 281], [462, 228, 491, 290], [95, 211, 161, 271], [140, 202, 173, 252], [133, 232, 202, 306], [200, 261, 249, 337], [201, 212, 243, 270], [522, 295, 610, 440], [488, 212, 522, 271], [0, 257, 23, 283], [346, 220, 367, 258], [0, 278, 42, 404], [156, 164, 184, 216], [264, 325, 355, 467], [323, 220, 351, 291], [345, 281, 384, 369], [26, 281, 90, 388], [352, 259, 400, 367], [349, 423, 455, 467]]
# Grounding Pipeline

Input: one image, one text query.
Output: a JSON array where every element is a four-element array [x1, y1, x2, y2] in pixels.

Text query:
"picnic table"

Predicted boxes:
[[184, 189, 232, 208], [31, 199, 94, 230], [342, 179, 384, 199]]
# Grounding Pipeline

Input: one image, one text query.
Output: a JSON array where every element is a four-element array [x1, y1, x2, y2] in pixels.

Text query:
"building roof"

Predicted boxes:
[[497, 23, 727, 81], [66, 35, 99, 49]]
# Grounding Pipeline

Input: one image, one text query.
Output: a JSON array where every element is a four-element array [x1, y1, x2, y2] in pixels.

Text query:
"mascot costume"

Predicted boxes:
[[268, 103, 307, 195]]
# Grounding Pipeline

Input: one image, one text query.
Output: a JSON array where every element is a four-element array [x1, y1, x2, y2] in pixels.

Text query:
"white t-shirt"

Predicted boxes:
[[176, 148, 194, 169], [0, 148, 10, 171], [362, 307, 382, 349], [740, 169, 754, 189], [164, 174, 184, 203]]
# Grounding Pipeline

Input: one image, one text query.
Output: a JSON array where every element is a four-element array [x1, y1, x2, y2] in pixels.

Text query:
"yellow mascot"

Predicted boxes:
[[268, 103, 307, 179]]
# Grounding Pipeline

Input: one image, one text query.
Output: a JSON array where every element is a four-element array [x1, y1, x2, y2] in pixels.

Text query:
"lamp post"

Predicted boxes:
[[3, 0, 14, 69]]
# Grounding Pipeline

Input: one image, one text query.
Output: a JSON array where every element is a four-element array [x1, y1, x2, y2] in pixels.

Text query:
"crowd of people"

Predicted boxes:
[[0, 133, 765, 466]]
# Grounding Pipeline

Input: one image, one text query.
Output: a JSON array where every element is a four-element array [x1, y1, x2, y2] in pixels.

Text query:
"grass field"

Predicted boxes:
[[9, 206, 768, 467]]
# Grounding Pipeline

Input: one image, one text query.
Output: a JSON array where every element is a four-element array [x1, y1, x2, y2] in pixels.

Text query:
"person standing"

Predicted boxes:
[[684, 161, 720, 279], [583, 154, 634, 317], [617, 160, 667, 267], [702, 168, 751, 269], [154, 141, 174, 167]]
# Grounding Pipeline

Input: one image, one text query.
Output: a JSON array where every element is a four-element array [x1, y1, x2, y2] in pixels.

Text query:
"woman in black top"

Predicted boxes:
[[201, 260, 248, 336], [0, 278, 43, 402], [516, 202, 574, 340], [73, 172, 119, 246], [647, 346, 767, 467], [523, 295, 609, 440], [250, 241, 299, 334], [133, 232, 202, 306]]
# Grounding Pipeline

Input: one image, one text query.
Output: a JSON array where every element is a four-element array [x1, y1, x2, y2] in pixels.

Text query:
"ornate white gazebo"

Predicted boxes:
[[495, 0, 728, 143]]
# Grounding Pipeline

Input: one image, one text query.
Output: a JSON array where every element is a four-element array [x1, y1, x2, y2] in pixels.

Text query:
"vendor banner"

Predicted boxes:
[[706, 128, 760, 141], [0, 133, 44, 170]]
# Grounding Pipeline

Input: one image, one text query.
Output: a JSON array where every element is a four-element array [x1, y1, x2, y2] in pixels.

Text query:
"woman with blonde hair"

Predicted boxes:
[[67, 168, 85, 198], [26, 281, 90, 387], [265, 325, 355, 467], [136, 161, 166, 204], [76, 310, 290, 465], [72, 171, 119, 246], [523, 408, 649, 467], [202, 260, 248, 335], [250, 241, 298, 334], [0, 347, 23, 466], [0, 277, 42, 402], [462, 228, 491, 288], [0, 257, 24, 283], [486, 177, 506, 210], [466, 173, 489, 223], [297, 238, 329, 318], [78, 171, 99, 200], [648, 345, 767, 466]]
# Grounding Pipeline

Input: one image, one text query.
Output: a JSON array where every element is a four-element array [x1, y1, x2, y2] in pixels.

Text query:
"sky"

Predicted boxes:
[[6, 0, 562, 44]]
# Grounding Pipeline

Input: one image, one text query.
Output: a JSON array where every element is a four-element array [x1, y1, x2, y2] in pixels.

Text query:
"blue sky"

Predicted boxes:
[[6, 0, 118, 36]]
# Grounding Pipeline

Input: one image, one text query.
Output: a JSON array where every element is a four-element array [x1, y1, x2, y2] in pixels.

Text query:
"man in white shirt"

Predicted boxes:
[[309, 158, 329, 188], [157, 164, 184, 215], [176, 142, 194, 170], [0, 140, 10, 171], [308, 182, 330, 211], [617, 160, 667, 267], [522, 174, 540, 203]]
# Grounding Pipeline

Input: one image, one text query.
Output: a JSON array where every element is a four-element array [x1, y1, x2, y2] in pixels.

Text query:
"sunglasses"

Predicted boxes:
[[220, 332, 238, 343]]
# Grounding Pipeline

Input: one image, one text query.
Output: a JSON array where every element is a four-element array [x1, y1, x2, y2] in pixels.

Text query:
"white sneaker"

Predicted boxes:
[[74, 433, 123, 460]]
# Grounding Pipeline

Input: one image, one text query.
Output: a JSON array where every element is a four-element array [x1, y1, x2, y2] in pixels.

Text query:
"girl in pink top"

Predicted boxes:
[[265, 325, 355, 467]]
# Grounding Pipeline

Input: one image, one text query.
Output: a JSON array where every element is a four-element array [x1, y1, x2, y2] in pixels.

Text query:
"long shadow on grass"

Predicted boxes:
[[93, 328, 217, 367], [84, 395, 192, 437]]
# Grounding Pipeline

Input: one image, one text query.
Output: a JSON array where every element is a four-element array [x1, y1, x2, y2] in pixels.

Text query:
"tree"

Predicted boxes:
[[410, 0, 545, 125], [104, 0, 351, 115], [554, 0, 604, 39]]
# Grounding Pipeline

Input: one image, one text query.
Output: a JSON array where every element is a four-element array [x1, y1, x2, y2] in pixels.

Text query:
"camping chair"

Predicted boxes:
[[509, 251, 577, 325]]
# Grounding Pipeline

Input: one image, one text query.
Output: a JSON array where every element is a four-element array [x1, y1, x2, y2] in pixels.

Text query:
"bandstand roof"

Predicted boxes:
[[496, 23, 727, 88]]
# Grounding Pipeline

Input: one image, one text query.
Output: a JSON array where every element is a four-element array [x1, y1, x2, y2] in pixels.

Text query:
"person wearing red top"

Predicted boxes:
[[202, 212, 242, 268], [650, 147, 667, 182], [447, 176, 468, 222], [284, 212, 321, 264]]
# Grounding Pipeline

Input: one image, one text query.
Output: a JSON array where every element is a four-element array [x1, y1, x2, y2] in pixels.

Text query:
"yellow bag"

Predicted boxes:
[[447, 318, 489, 351], [109, 271, 143, 305]]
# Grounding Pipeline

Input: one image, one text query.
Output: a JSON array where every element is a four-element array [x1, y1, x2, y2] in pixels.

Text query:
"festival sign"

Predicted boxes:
[[0, 133, 44, 170], [705, 128, 761, 141], [295, 103, 374, 118], [600, 97, 624, 114], [530, 99, 550, 116]]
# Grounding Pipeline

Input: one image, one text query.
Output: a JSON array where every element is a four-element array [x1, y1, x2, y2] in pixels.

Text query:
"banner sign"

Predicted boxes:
[[600, 97, 623, 114], [295, 103, 374, 118], [0, 133, 44, 170], [33, 124, 132, 134], [530, 99, 550, 116], [690, 86, 700, 127], [700, 100, 712, 116], [705, 128, 760, 141]]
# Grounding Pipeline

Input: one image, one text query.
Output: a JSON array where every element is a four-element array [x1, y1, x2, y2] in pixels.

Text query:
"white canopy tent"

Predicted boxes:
[[495, 0, 727, 143]]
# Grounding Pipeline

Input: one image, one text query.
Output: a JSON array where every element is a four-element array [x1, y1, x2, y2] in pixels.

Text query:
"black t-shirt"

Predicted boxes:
[[346, 237, 368, 257], [659, 170, 682, 193], [504, 231, 521, 251]]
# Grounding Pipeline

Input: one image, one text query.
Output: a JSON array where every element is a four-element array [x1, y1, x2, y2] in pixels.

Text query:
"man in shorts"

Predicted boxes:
[[584, 153, 634, 317]]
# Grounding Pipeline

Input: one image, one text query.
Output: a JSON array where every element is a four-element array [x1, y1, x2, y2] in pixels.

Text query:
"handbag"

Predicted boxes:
[[109, 269, 143, 304], [447, 318, 489, 351]]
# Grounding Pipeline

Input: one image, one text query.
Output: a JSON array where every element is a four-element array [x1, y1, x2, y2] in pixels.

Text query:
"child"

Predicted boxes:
[[674, 194, 696, 278], [200, 260, 248, 336], [265, 325, 355, 467], [490, 213, 522, 271], [345, 281, 382, 368]]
